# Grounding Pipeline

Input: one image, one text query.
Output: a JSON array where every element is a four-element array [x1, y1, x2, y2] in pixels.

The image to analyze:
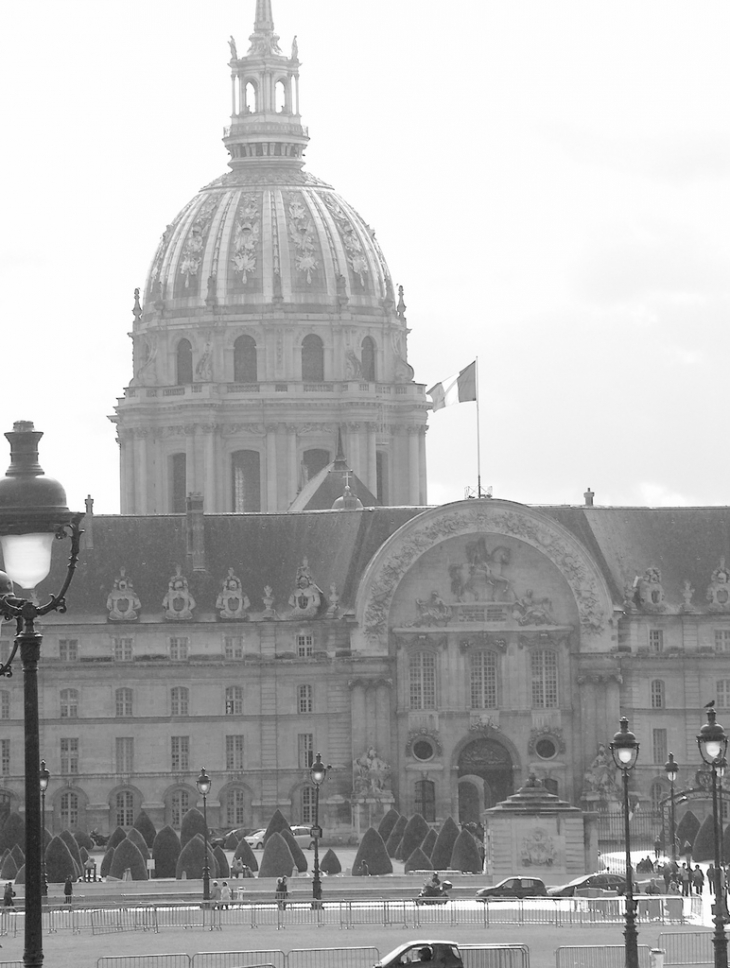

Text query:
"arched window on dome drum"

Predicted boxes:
[[233, 335, 258, 383], [361, 337, 376, 382], [244, 80, 258, 114], [232, 450, 261, 512], [275, 78, 289, 113], [302, 334, 324, 382], [415, 779, 436, 822], [302, 449, 330, 483], [176, 339, 193, 385], [170, 453, 187, 514]]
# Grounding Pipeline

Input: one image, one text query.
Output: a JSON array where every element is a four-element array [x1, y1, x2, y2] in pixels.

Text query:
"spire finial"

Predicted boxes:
[[255, 0, 275, 32], [249, 0, 281, 54]]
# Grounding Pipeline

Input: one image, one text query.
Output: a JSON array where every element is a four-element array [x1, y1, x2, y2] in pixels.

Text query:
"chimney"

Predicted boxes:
[[186, 493, 206, 572], [584, 487, 594, 507], [83, 495, 94, 549]]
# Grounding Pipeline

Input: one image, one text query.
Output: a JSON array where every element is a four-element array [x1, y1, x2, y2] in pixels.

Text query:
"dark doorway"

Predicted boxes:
[[457, 738, 514, 820]]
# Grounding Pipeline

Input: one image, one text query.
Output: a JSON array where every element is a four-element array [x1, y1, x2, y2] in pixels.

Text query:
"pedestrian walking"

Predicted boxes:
[[210, 880, 221, 909], [680, 864, 691, 896], [220, 881, 231, 909], [275, 875, 288, 910], [3, 883, 14, 907], [693, 865, 705, 895], [64, 876, 73, 905], [708, 863, 717, 895]]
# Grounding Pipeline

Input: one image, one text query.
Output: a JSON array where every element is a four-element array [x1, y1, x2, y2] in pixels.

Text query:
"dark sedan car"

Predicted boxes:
[[548, 873, 626, 897], [476, 876, 548, 900]]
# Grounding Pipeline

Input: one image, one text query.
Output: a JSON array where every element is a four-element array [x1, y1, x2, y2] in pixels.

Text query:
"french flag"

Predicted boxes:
[[428, 361, 477, 411]]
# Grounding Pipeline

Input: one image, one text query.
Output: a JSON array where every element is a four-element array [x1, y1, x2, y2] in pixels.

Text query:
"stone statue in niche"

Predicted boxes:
[[353, 747, 391, 796], [195, 337, 213, 381], [448, 538, 513, 603], [162, 566, 196, 621], [106, 568, 142, 622], [216, 568, 250, 620], [513, 589, 557, 626], [411, 591, 452, 627], [707, 558, 730, 611], [345, 349, 362, 379], [228, 35, 238, 60], [582, 744, 618, 800], [327, 584, 340, 618], [288, 559, 323, 618], [636, 567, 666, 612]]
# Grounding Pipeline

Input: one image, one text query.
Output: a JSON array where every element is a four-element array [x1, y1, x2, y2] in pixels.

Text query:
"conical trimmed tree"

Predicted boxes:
[[74, 831, 94, 851], [0, 813, 25, 853], [100, 846, 115, 879], [320, 848, 342, 875], [110, 838, 149, 880], [180, 808, 207, 848], [45, 836, 77, 883], [399, 814, 429, 863], [450, 829, 482, 873], [352, 827, 392, 875], [9, 844, 24, 869], [225, 831, 241, 850], [14, 864, 25, 884], [263, 809, 291, 845], [107, 826, 127, 851], [126, 827, 150, 861], [676, 810, 701, 852], [152, 825, 181, 879], [421, 828, 437, 858], [691, 815, 716, 862], [133, 810, 157, 849], [431, 816, 460, 870], [60, 830, 82, 868], [281, 829, 308, 873], [405, 847, 433, 872], [233, 836, 259, 872], [0, 854, 17, 879], [385, 815, 407, 858], [175, 833, 218, 880], [377, 808, 400, 844], [213, 845, 229, 878], [258, 831, 295, 878]]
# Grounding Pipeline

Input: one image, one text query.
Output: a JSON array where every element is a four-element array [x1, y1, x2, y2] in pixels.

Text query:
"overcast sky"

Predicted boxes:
[[2, 1, 730, 514]]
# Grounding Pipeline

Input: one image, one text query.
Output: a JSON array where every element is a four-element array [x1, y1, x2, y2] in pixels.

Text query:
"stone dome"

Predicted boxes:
[[144, 168, 394, 318]]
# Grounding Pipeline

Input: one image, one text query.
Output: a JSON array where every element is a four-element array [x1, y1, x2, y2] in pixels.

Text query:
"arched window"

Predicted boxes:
[[60, 689, 78, 719], [224, 788, 247, 826], [650, 780, 664, 813], [170, 790, 190, 828], [302, 449, 330, 483], [361, 337, 376, 382], [298, 684, 313, 713], [471, 651, 498, 709], [301, 786, 316, 824], [232, 450, 261, 512], [171, 687, 189, 717], [115, 791, 134, 828], [171, 453, 187, 513], [244, 80, 258, 113], [651, 680, 665, 709], [176, 339, 193, 385], [225, 686, 243, 716], [531, 650, 558, 709], [410, 652, 436, 709], [60, 791, 78, 830], [233, 335, 257, 383], [415, 779, 436, 822], [302, 334, 324, 382], [115, 688, 133, 718], [275, 78, 288, 113]]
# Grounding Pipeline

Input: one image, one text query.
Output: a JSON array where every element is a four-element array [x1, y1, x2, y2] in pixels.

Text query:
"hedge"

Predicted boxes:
[[421, 828, 437, 858], [213, 845, 229, 878], [59, 830, 82, 869], [180, 808, 207, 848], [263, 809, 291, 845], [9, 845, 24, 870], [0, 814, 25, 854], [377, 808, 400, 844], [320, 848, 342, 875], [352, 827, 392, 876], [691, 815, 715, 862], [110, 838, 148, 880], [133, 810, 157, 849], [45, 836, 77, 883], [224, 832, 241, 850], [399, 814, 429, 863], [676, 810, 700, 851], [430, 816, 460, 870], [107, 826, 127, 851], [385, 815, 408, 858], [100, 846, 115, 879], [281, 829, 308, 873], [74, 831, 94, 851], [258, 832, 295, 878], [152, 825, 182, 879], [232, 836, 259, 872], [175, 833, 218, 880], [449, 829, 482, 873], [0, 854, 17, 879], [126, 827, 150, 861], [405, 846, 433, 873]]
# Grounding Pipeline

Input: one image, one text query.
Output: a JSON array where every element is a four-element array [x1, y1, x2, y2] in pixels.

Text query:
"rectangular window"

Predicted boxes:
[[531, 650, 558, 709], [409, 652, 436, 710], [59, 639, 79, 662], [226, 788, 246, 826], [0, 740, 9, 776], [225, 735, 245, 771], [116, 737, 134, 773], [114, 637, 134, 661], [60, 738, 79, 775], [471, 652, 497, 709], [649, 629, 664, 653], [415, 779, 436, 822], [651, 680, 665, 709], [296, 633, 314, 658], [298, 684, 313, 714], [652, 728, 667, 765], [716, 630, 730, 653], [224, 636, 244, 660], [718, 680, 730, 709], [301, 786, 316, 825], [169, 637, 189, 661], [298, 733, 314, 769], [171, 736, 189, 772]]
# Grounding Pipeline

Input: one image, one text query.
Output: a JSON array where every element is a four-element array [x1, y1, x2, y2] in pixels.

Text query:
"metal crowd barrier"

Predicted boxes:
[[191, 953, 285, 968], [97, 956, 190, 968], [556, 946, 652, 968], [461, 944, 530, 968], [658, 931, 715, 965], [287, 947, 380, 968]]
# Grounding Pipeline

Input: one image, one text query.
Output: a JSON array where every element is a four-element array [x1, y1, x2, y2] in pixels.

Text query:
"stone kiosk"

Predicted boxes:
[[483, 775, 594, 881]]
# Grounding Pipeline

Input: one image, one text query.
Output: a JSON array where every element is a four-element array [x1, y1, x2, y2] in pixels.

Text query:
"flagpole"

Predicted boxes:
[[475, 356, 483, 498]]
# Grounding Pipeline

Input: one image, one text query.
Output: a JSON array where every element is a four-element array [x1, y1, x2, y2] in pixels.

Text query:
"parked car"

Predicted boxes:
[[290, 824, 316, 849], [244, 828, 267, 849], [476, 876, 548, 900], [375, 940, 464, 968], [548, 873, 626, 897]]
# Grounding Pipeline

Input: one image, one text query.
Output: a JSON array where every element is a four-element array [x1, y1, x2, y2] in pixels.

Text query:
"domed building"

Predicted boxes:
[[113, 0, 428, 514]]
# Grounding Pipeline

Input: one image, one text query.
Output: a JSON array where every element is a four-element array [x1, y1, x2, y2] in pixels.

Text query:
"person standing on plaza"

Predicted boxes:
[[680, 864, 691, 896], [210, 880, 221, 909], [692, 865, 705, 895], [220, 881, 231, 909], [64, 876, 73, 905], [3, 883, 14, 907]]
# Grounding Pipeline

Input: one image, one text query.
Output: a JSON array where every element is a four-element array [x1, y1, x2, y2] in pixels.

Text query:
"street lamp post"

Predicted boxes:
[[0, 423, 83, 968], [310, 752, 327, 908], [196, 768, 212, 902], [610, 717, 640, 968], [664, 752, 679, 863], [39, 761, 49, 899], [698, 708, 729, 968]]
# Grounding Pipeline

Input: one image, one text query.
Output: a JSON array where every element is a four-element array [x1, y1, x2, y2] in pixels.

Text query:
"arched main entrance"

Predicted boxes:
[[457, 738, 514, 823]]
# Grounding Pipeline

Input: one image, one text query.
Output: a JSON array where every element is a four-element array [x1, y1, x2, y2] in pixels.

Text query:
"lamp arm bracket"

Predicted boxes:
[[37, 514, 84, 617]]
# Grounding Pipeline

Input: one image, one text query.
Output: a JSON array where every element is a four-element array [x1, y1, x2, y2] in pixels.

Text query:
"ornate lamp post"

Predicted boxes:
[[664, 752, 679, 863], [610, 717, 640, 968], [39, 761, 49, 898], [310, 752, 327, 907], [196, 768, 212, 902], [0, 422, 83, 968], [698, 708, 729, 968]]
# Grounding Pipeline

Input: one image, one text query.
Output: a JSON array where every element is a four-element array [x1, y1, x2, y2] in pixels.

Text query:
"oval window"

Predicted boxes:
[[535, 738, 557, 760], [413, 739, 434, 761]]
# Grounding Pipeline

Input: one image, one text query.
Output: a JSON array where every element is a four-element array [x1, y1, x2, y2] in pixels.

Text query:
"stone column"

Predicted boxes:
[[349, 681, 367, 762], [286, 425, 298, 507], [366, 422, 378, 495], [265, 424, 278, 512], [136, 431, 148, 514], [408, 427, 420, 504], [374, 680, 391, 763], [204, 425, 216, 512]]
